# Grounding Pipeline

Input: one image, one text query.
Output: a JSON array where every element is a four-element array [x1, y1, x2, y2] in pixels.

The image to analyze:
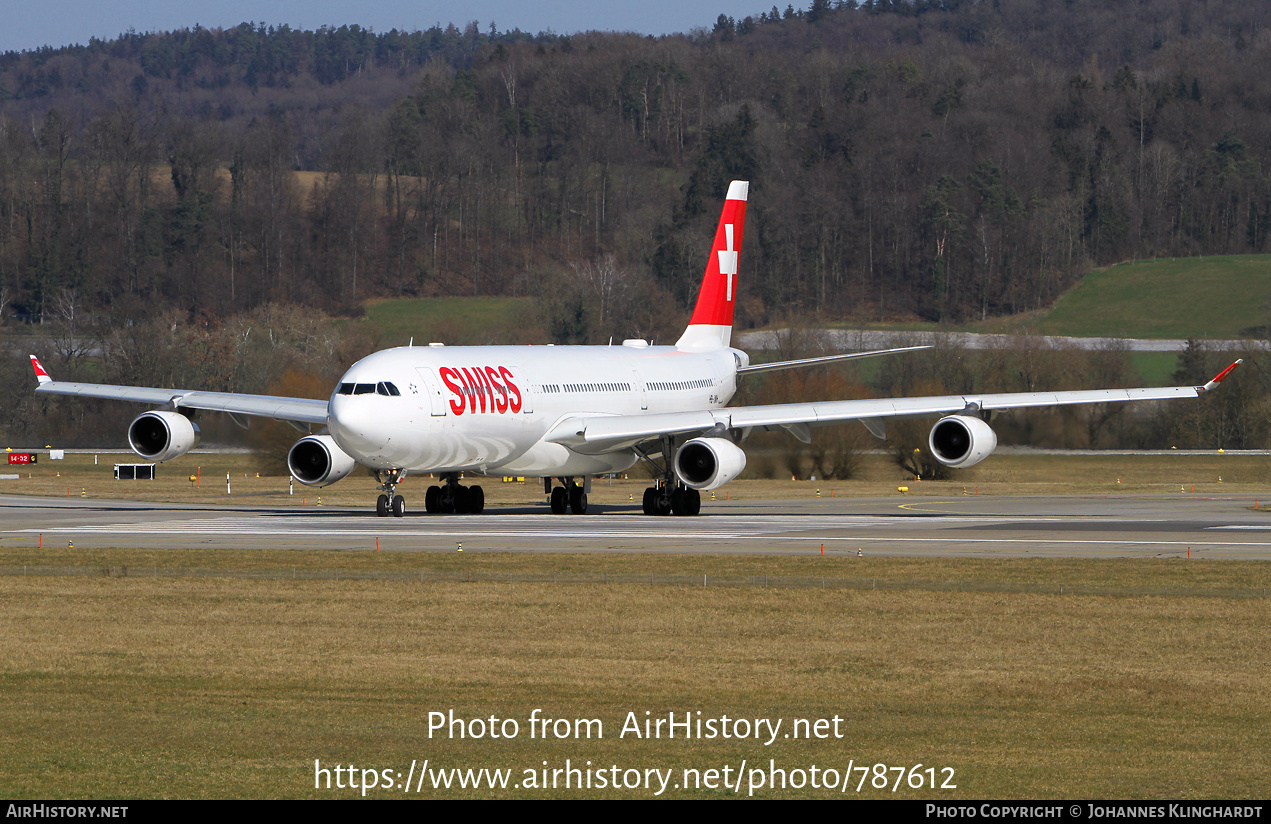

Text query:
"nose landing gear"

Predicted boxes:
[[375, 468, 407, 517]]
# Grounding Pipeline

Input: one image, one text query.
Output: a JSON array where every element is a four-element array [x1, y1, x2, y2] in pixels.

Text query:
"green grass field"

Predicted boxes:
[[360, 296, 539, 346], [1032, 255, 1271, 339], [814, 255, 1271, 342]]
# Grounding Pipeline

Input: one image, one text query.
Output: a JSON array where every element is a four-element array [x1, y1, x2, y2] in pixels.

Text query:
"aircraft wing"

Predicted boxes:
[[546, 361, 1241, 454], [30, 356, 329, 425]]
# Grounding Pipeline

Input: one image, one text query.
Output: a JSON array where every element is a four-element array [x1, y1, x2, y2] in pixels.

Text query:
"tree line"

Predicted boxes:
[[2, 0, 1271, 336], [4, 304, 1262, 467]]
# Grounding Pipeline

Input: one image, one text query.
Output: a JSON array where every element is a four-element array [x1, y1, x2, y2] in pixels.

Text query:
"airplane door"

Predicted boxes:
[[507, 365, 533, 413], [415, 368, 447, 416]]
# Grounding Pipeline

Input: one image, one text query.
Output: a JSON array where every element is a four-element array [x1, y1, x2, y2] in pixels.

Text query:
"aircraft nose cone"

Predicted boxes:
[[329, 397, 383, 457]]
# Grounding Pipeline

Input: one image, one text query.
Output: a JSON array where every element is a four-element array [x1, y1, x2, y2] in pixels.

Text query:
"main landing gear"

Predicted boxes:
[[641, 481, 701, 516], [424, 472, 485, 515], [374, 469, 407, 517], [636, 435, 702, 516], [545, 477, 588, 514]]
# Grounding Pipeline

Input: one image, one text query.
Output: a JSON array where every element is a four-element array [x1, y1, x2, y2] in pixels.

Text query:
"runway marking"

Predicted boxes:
[[15, 517, 927, 541], [897, 501, 985, 514], [15, 514, 1016, 534], [895, 501, 1088, 516], [12, 515, 1271, 549]]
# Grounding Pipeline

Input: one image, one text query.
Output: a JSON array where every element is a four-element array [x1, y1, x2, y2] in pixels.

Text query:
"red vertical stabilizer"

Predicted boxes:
[[676, 180, 748, 351]]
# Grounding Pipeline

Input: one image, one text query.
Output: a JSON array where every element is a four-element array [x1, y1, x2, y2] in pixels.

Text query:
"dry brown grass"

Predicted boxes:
[[4, 450, 1270, 507], [1, 568, 1269, 798], [4, 451, 1271, 798]]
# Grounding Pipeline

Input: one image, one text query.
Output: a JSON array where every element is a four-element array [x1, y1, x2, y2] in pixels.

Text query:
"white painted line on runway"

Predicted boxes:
[[796, 536, 1271, 548], [12, 515, 998, 534], [12, 515, 1265, 549]]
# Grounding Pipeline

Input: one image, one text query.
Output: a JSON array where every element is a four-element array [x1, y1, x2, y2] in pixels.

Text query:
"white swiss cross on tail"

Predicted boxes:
[[719, 223, 738, 302], [677, 181, 749, 352]]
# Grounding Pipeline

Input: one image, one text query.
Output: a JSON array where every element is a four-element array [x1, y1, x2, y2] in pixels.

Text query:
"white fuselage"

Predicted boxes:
[[326, 342, 742, 477]]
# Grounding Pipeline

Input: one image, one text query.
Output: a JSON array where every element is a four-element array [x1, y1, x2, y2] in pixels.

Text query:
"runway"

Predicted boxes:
[[4, 492, 1271, 557]]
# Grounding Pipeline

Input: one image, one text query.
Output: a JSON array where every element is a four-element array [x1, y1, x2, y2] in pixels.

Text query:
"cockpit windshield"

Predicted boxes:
[[337, 382, 400, 396]]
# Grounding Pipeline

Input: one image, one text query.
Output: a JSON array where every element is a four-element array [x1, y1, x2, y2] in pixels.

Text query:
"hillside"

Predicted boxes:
[[4, 1, 1271, 336], [1029, 256, 1271, 340]]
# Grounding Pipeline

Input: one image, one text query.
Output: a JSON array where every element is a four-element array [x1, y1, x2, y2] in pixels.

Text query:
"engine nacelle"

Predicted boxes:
[[928, 415, 998, 469], [128, 411, 201, 462], [288, 434, 359, 487], [674, 437, 748, 491]]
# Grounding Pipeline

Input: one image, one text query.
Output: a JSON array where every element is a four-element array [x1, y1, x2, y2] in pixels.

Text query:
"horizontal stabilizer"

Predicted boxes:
[[737, 345, 932, 375]]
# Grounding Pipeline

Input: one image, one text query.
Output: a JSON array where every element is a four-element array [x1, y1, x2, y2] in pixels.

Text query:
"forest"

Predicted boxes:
[[2, 0, 1271, 457], [3, 0, 1271, 329]]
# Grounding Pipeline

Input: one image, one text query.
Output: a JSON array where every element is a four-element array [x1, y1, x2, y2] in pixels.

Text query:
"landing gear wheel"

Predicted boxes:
[[642, 487, 657, 515], [550, 486, 568, 514], [468, 485, 485, 514], [425, 485, 441, 514], [391, 496, 405, 517], [376, 494, 389, 517], [569, 483, 588, 515], [672, 487, 701, 516]]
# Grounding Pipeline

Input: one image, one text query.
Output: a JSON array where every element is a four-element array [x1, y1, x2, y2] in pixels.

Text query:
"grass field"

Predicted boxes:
[[1031, 255, 1271, 339], [360, 296, 539, 346], [3, 560, 1269, 799], [4, 451, 1271, 799], [5, 450, 1267, 506], [813, 255, 1271, 342]]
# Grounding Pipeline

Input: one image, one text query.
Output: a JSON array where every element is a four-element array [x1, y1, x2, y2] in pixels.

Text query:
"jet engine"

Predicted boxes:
[[287, 434, 358, 487], [128, 411, 201, 462], [674, 437, 748, 491], [928, 415, 998, 469]]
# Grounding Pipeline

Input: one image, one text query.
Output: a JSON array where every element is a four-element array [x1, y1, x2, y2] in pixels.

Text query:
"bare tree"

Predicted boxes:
[[49, 288, 93, 362]]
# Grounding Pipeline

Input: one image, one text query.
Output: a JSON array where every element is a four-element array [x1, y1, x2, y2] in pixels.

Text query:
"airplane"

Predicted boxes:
[[29, 180, 1241, 518]]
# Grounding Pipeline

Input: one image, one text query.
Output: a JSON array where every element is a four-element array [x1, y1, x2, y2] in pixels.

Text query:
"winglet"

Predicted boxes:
[[30, 355, 51, 384], [1200, 359, 1242, 392]]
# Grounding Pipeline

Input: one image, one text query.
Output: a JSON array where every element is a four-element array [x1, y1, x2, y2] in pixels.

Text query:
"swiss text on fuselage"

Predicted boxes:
[[438, 366, 523, 415]]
